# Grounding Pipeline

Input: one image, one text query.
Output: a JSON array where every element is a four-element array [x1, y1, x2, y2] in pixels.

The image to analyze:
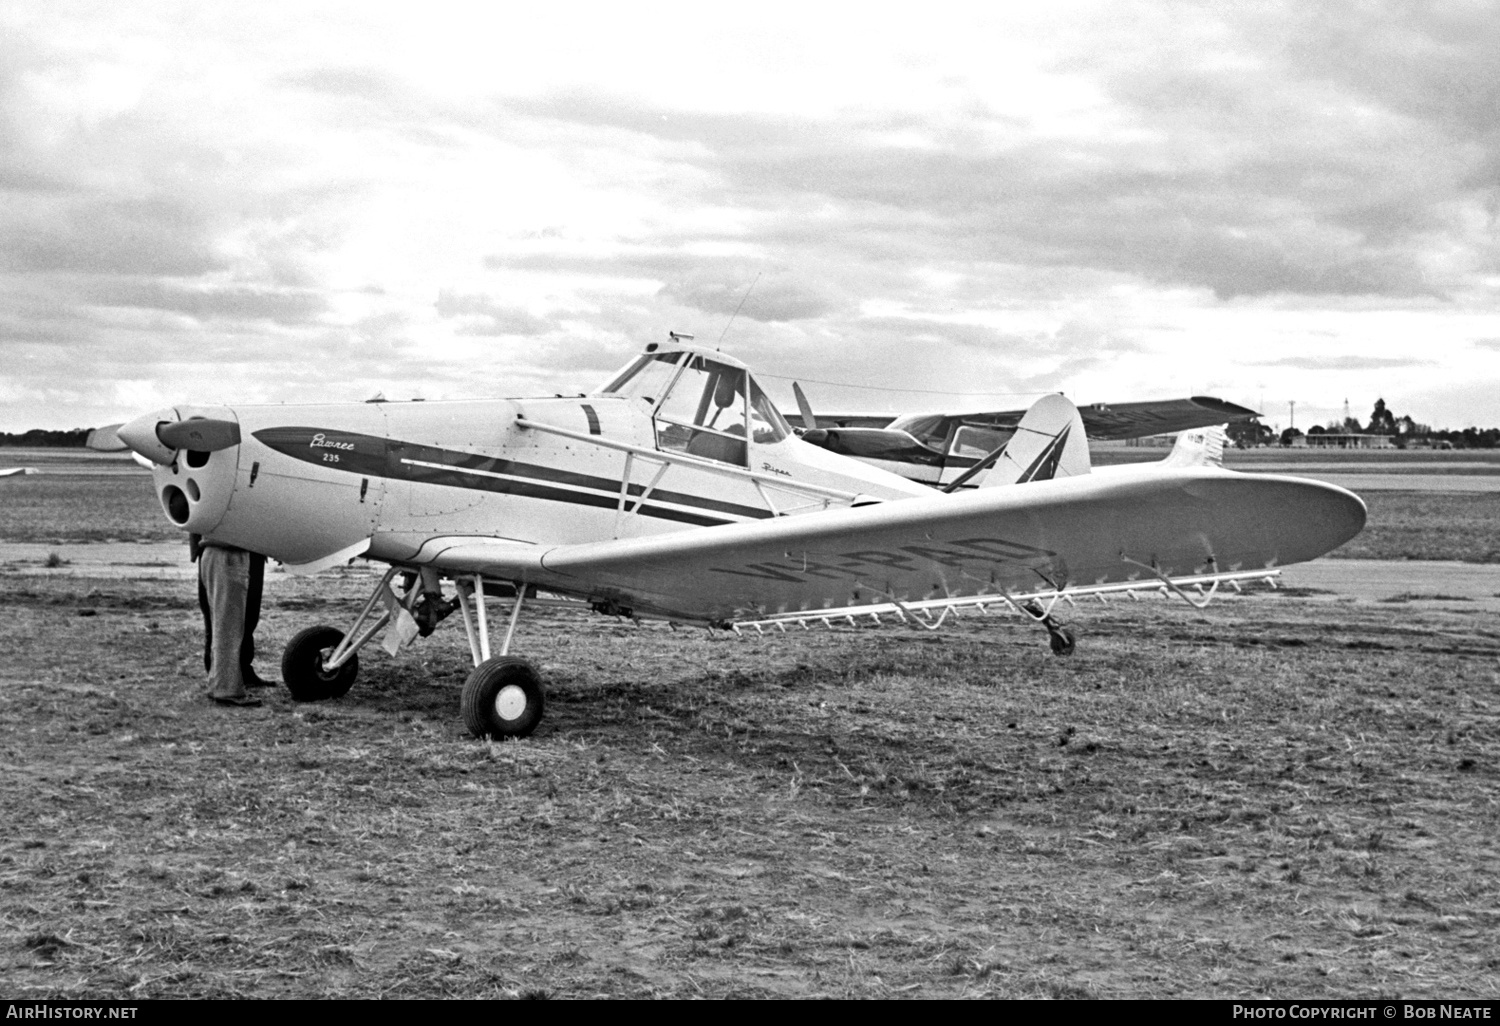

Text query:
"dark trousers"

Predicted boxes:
[[200, 550, 265, 674]]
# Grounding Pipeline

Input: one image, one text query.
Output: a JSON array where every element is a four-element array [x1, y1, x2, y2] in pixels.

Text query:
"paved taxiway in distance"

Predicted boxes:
[[7, 542, 1499, 614]]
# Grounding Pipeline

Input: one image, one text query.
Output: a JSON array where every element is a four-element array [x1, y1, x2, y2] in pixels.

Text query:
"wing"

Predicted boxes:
[[417, 468, 1364, 625], [881, 396, 1258, 441], [1076, 397, 1259, 440]]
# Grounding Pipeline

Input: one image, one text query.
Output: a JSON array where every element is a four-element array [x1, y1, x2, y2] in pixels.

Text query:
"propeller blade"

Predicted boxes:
[[792, 382, 817, 431], [156, 418, 241, 452], [85, 424, 127, 452]]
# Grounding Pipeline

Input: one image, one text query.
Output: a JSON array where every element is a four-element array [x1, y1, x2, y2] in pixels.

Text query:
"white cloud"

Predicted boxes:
[[0, 0, 1496, 431]]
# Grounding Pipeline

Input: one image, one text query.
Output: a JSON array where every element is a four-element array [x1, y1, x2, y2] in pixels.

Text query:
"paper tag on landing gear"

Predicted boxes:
[[380, 588, 422, 656]]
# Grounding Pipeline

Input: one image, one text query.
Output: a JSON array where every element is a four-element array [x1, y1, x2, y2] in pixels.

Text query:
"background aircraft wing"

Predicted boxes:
[[1075, 396, 1259, 440], [816, 397, 1257, 439], [895, 396, 1259, 439], [420, 469, 1363, 625]]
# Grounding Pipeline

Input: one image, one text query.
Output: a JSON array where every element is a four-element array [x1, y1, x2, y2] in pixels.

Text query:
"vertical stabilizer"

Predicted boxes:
[[1160, 425, 1227, 468], [980, 394, 1091, 487]]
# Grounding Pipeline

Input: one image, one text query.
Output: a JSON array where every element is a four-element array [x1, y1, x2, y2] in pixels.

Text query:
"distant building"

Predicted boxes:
[[1304, 432, 1393, 449], [1119, 434, 1178, 448]]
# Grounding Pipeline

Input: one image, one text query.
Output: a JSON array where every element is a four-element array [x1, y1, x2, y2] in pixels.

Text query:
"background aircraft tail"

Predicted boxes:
[[1159, 425, 1227, 469], [980, 394, 1091, 487]]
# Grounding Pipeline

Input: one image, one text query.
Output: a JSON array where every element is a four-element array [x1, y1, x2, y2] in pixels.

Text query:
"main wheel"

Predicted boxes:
[[462, 656, 545, 739], [282, 625, 359, 701]]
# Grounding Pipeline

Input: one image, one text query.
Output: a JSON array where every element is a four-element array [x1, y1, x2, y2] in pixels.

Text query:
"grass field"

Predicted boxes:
[[0, 476, 177, 544], [2, 450, 1498, 998], [1, 575, 1497, 998]]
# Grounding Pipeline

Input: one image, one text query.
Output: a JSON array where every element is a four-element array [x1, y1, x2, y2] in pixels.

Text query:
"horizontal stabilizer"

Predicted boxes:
[[981, 394, 1090, 487]]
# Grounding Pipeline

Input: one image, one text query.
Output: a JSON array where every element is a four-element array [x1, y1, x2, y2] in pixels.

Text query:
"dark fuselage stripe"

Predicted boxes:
[[396, 458, 730, 527], [252, 426, 765, 526], [414, 445, 772, 519]]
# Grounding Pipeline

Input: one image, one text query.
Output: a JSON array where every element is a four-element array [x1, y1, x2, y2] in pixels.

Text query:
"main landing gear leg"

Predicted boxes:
[[280, 565, 410, 701], [1021, 599, 1076, 656], [456, 575, 545, 740]]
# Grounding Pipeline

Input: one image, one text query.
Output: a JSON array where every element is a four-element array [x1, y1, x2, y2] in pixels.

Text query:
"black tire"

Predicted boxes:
[[461, 656, 544, 739], [1048, 627, 1077, 657], [282, 625, 359, 701]]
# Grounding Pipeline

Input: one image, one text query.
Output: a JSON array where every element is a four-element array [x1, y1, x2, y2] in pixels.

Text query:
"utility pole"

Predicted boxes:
[[1288, 400, 1295, 430]]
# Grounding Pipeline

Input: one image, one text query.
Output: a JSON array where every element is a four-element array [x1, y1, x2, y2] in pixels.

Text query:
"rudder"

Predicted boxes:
[[980, 394, 1091, 487]]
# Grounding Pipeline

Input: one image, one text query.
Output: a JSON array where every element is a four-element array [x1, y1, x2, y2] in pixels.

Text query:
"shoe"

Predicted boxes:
[[243, 671, 278, 689], [210, 694, 263, 707]]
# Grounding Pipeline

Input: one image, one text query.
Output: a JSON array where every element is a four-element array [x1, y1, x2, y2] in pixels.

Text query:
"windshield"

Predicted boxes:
[[886, 414, 951, 452], [597, 352, 687, 406]]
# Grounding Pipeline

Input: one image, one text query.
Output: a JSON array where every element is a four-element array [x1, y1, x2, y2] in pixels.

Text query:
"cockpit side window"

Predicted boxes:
[[645, 355, 749, 466], [950, 424, 1010, 460], [594, 349, 793, 466], [749, 378, 790, 444]]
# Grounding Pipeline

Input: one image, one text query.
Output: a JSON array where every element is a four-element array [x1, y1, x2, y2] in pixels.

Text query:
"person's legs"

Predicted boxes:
[[241, 553, 267, 683], [198, 568, 213, 673], [202, 546, 251, 701]]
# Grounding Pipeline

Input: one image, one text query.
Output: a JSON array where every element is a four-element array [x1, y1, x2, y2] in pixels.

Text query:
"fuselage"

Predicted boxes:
[[129, 389, 929, 570]]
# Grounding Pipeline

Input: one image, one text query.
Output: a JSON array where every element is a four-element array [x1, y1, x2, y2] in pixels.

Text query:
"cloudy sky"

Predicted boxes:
[[3, 0, 1497, 433]]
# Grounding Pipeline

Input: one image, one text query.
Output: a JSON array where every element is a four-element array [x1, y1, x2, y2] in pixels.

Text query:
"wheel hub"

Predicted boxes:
[[494, 683, 528, 722]]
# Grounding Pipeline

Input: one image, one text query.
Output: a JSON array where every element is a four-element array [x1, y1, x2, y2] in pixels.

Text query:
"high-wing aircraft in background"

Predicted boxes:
[[789, 387, 1260, 488], [117, 333, 1364, 741]]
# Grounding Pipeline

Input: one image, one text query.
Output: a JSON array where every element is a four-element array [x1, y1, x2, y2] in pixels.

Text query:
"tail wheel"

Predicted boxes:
[[1048, 627, 1076, 656], [462, 656, 544, 739], [282, 625, 359, 701]]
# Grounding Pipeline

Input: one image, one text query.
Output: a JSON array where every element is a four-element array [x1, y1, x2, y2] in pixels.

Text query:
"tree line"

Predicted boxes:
[[0, 428, 92, 447], [1225, 399, 1500, 449]]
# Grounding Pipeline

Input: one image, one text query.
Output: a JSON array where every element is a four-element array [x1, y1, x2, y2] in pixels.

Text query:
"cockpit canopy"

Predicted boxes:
[[595, 344, 792, 467]]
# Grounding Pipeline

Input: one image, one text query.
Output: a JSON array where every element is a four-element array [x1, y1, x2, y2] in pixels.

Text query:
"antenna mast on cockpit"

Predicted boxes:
[[716, 273, 761, 349]]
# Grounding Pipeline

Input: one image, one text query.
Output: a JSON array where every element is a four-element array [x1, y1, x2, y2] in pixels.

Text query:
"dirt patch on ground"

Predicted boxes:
[[1, 572, 1497, 998]]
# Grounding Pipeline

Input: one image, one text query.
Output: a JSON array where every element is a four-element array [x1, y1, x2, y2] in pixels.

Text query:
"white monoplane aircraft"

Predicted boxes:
[[117, 333, 1365, 740], [789, 387, 1260, 488]]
